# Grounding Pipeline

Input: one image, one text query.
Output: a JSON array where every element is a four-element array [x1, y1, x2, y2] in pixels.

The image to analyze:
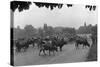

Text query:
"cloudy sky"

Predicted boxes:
[[14, 3, 98, 29]]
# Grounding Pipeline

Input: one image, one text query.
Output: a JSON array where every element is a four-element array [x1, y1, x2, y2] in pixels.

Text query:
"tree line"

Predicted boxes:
[[13, 24, 76, 40], [13, 24, 97, 40]]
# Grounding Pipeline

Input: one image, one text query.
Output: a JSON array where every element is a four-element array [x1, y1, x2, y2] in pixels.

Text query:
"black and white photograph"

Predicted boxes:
[[10, 0, 97, 66]]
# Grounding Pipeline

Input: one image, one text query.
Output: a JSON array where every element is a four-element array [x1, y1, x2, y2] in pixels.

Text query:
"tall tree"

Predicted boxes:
[[24, 25, 36, 38]]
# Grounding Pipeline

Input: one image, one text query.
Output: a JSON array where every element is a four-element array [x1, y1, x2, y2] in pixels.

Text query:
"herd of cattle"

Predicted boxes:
[[13, 35, 90, 56]]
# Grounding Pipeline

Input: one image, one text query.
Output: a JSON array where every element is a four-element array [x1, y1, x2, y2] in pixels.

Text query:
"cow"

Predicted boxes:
[[52, 37, 67, 51], [75, 37, 90, 49], [39, 38, 58, 56], [15, 40, 29, 52], [14, 38, 32, 53], [39, 45, 58, 56]]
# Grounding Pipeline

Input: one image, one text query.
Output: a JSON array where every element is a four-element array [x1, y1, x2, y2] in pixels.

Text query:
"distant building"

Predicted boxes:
[[77, 22, 92, 34], [17, 26, 21, 30], [43, 23, 48, 31], [84, 22, 86, 27]]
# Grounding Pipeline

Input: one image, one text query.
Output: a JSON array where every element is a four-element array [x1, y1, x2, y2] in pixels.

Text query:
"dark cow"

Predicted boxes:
[[27, 38, 36, 48], [39, 45, 58, 56], [39, 39, 58, 56], [75, 37, 90, 49], [24, 37, 39, 48], [15, 41, 29, 52], [36, 37, 52, 49], [33, 37, 44, 48], [15, 38, 32, 52], [52, 37, 67, 51]]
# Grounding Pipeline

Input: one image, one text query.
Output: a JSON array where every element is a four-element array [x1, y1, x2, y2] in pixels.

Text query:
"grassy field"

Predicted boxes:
[[14, 43, 90, 66]]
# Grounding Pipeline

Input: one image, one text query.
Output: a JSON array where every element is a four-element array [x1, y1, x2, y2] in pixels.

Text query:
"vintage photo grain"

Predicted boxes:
[[10, 1, 97, 66]]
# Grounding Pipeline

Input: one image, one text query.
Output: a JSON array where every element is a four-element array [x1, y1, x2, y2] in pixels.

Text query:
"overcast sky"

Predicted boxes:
[[14, 3, 97, 29]]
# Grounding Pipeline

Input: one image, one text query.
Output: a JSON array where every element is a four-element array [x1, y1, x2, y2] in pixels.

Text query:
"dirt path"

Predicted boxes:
[[48, 45, 89, 64], [14, 40, 92, 66]]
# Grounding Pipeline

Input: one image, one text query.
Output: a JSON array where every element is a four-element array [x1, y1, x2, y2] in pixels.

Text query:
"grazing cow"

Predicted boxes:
[[75, 37, 90, 49], [26, 37, 40, 48], [15, 39, 30, 52], [27, 38, 37, 48], [52, 37, 67, 51], [34, 38, 44, 48], [39, 45, 58, 56], [39, 40, 58, 56]]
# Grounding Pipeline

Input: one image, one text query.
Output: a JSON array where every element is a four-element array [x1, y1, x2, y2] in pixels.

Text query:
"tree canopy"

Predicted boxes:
[[34, 2, 63, 10], [10, 1, 96, 12], [10, 1, 32, 12], [85, 5, 96, 11]]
